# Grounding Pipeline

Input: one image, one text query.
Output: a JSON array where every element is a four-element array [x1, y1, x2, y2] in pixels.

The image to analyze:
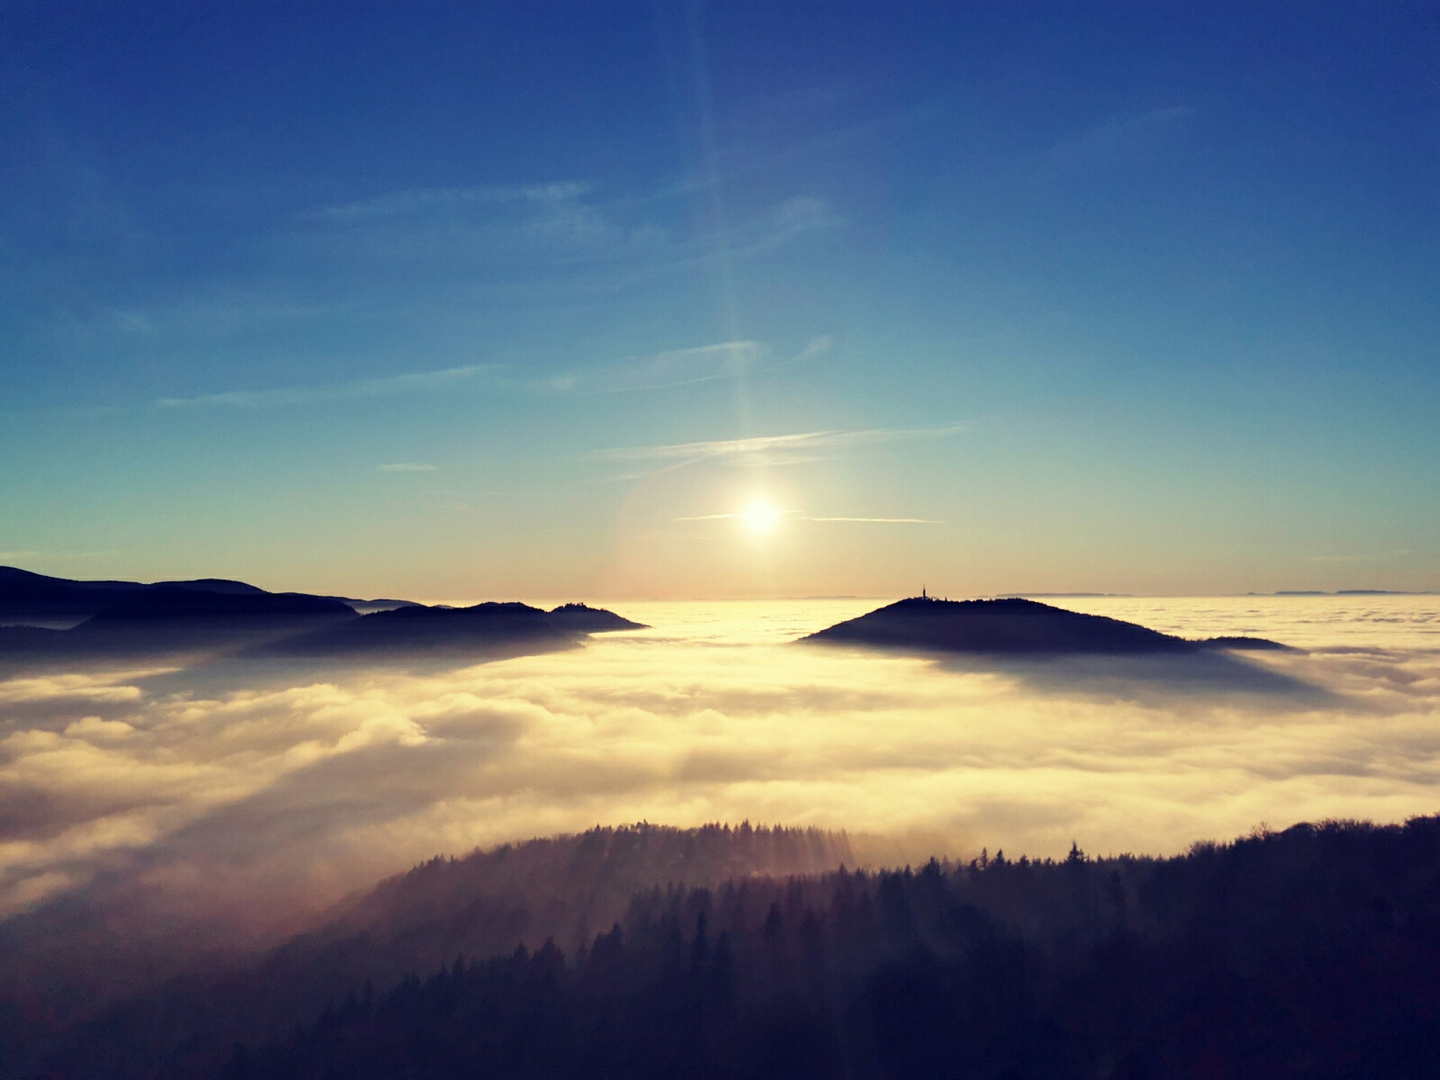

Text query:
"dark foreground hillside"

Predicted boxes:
[[224, 818, 1440, 1080], [0, 825, 855, 1079], [7, 818, 1440, 1079]]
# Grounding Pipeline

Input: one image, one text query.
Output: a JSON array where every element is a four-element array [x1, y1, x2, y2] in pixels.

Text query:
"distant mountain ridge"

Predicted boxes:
[[802, 595, 1290, 654], [86, 587, 355, 622], [0, 566, 398, 623], [272, 600, 645, 658], [0, 567, 646, 662]]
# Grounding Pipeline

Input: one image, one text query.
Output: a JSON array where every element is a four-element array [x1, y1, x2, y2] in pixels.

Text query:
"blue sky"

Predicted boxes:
[[2, 1, 1436, 598]]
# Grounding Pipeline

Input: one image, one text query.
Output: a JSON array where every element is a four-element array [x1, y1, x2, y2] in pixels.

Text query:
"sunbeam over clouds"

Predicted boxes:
[[2, 6, 1439, 1071], [2, 3, 1435, 598]]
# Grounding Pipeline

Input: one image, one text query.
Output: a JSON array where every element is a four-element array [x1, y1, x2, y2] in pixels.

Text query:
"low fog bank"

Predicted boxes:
[[0, 597, 1436, 1011]]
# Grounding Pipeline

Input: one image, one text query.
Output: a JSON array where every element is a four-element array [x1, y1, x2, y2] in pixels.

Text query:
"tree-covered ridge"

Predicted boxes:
[[0, 825, 857, 1079], [224, 817, 1440, 1080]]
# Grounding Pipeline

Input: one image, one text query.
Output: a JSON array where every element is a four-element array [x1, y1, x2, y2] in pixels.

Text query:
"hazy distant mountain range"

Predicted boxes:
[[3, 568, 1302, 662], [0, 567, 645, 662], [0, 565, 414, 623]]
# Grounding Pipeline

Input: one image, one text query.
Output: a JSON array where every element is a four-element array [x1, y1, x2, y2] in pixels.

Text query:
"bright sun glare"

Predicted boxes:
[[742, 501, 781, 535]]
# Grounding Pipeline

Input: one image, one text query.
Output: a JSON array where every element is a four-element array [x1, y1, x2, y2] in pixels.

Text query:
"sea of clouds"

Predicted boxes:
[[1, 596, 1437, 948]]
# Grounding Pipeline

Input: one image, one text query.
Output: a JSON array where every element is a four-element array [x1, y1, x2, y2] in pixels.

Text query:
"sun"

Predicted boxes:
[[742, 500, 781, 535]]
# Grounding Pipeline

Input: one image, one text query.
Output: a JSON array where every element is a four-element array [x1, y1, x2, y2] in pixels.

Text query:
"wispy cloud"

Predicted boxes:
[[304, 182, 591, 222], [788, 335, 834, 365], [546, 336, 832, 396], [745, 195, 840, 252], [377, 463, 439, 473], [675, 513, 941, 525], [544, 341, 764, 394], [598, 424, 964, 463], [156, 365, 493, 409], [1044, 106, 1193, 178], [809, 517, 943, 524]]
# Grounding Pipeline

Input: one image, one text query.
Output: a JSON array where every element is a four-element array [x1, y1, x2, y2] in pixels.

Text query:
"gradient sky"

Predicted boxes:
[[2, 1, 1437, 599]]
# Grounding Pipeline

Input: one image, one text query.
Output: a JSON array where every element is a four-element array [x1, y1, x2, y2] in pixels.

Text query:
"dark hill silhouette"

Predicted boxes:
[[0, 568, 647, 665], [150, 578, 268, 596], [0, 566, 394, 624], [0, 566, 170, 622], [0, 825, 854, 1075], [1196, 634, 1294, 651], [803, 595, 1289, 654], [264, 601, 646, 659], [209, 824, 855, 1034], [231, 815, 1440, 1080], [542, 602, 647, 634], [14, 816, 1440, 1080], [327, 822, 850, 955], [0, 590, 360, 666], [85, 587, 354, 622]]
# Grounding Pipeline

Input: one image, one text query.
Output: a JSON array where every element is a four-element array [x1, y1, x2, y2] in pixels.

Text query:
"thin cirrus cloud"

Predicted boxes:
[[675, 513, 941, 524], [155, 365, 494, 409], [809, 517, 943, 524], [301, 180, 633, 259], [297, 179, 834, 274], [541, 341, 765, 394], [597, 423, 965, 463], [543, 335, 831, 395], [1043, 106, 1194, 178], [303, 182, 592, 222]]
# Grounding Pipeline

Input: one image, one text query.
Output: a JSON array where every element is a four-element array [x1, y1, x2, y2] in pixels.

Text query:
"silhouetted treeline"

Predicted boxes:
[[8, 817, 1440, 1079], [0, 825, 855, 1079], [266, 822, 857, 1009], [221, 817, 1440, 1080]]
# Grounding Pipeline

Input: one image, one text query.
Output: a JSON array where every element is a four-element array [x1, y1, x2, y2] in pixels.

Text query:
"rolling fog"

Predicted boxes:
[[1, 596, 1437, 945]]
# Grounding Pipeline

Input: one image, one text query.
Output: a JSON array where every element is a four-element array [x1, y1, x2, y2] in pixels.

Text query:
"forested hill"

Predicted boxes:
[[282, 823, 857, 992], [332, 822, 855, 950], [2, 825, 856, 1079], [12, 817, 1440, 1079], [221, 817, 1440, 1080]]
